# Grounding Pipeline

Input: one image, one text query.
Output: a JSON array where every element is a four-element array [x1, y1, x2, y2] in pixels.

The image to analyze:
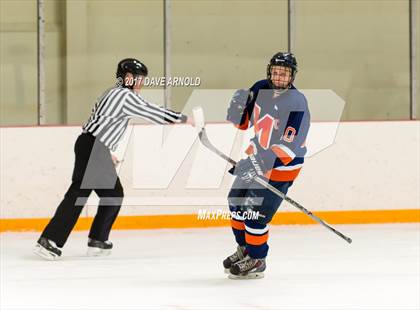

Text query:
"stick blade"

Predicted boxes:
[[192, 106, 205, 131]]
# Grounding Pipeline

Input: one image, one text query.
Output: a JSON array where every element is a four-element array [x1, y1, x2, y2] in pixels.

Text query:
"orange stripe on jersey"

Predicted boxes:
[[245, 232, 269, 245], [245, 144, 254, 155], [234, 113, 250, 130], [253, 104, 261, 131], [271, 145, 293, 165], [264, 167, 302, 182], [231, 219, 245, 230]]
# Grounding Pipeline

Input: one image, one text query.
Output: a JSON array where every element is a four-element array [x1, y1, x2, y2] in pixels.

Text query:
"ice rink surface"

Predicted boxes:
[[1, 224, 419, 310]]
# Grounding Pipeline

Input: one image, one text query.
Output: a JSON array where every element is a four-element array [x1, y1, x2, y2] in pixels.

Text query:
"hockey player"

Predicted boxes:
[[34, 58, 188, 260], [224, 52, 310, 279]]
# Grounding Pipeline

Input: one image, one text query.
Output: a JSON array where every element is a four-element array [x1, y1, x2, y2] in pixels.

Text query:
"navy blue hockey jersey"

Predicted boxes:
[[236, 79, 310, 182]]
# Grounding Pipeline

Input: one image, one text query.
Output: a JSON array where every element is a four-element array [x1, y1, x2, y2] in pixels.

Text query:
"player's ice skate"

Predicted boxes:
[[228, 255, 266, 279], [223, 245, 246, 274], [33, 237, 62, 261], [87, 238, 113, 257]]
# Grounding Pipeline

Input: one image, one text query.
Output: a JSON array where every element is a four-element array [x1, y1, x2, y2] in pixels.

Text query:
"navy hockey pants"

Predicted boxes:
[[228, 176, 292, 259]]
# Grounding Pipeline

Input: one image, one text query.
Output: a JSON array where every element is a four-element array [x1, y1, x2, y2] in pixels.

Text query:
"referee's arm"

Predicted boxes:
[[123, 91, 187, 124]]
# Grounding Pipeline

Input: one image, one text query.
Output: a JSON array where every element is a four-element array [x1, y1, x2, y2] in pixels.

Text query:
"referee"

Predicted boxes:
[[34, 58, 188, 260]]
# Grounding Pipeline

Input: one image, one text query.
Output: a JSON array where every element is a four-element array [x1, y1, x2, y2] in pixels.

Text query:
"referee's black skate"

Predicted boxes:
[[87, 238, 113, 257], [33, 237, 62, 260], [229, 255, 266, 279], [223, 245, 246, 273]]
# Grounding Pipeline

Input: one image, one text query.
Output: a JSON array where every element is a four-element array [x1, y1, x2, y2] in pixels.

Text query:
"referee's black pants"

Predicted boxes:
[[41, 132, 124, 248]]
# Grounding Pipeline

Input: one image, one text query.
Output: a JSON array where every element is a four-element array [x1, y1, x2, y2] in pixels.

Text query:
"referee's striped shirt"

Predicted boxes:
[[83, 86, 186, 151]]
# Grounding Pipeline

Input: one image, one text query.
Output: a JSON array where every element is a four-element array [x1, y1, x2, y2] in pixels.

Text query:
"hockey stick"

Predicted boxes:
[[192, 107, 352, 244]]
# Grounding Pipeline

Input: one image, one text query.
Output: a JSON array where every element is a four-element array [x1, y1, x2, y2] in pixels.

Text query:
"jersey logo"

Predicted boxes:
[[253, 104, 274, 150]]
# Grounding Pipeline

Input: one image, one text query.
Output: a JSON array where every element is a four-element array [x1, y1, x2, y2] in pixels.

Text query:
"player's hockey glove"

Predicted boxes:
[[226, 89, 250, 125], [229, 153, 268, 183]]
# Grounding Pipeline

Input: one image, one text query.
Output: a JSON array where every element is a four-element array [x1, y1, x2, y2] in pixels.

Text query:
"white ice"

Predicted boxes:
[[1, 224, 419, 310]]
